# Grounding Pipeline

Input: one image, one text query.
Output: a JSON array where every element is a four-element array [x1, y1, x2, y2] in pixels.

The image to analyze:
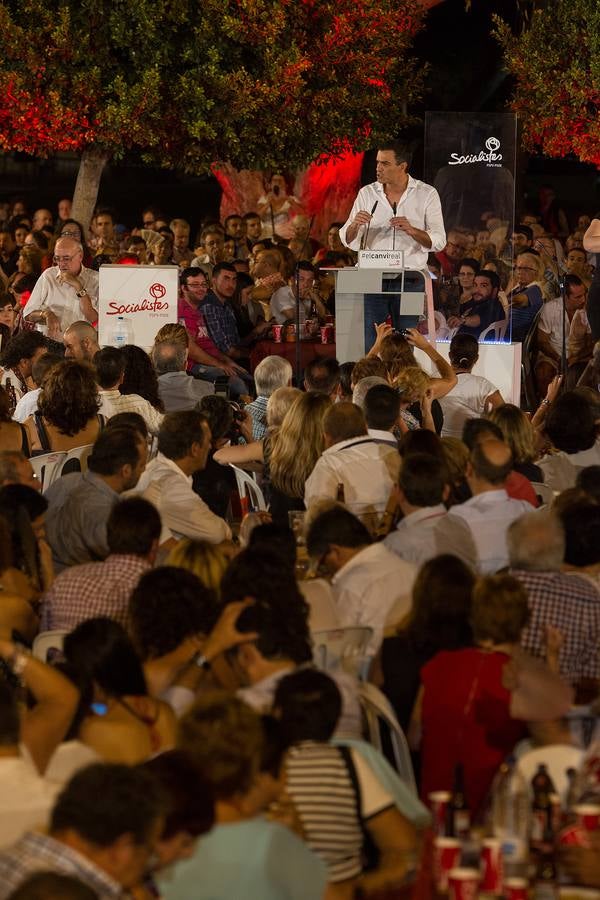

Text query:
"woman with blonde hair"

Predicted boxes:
[[392, 367, 436, 433], [487, 403, 543, 482], [268, 391, 331, 527], [369, 325, 456, 433], [167, 539, 230, 597]]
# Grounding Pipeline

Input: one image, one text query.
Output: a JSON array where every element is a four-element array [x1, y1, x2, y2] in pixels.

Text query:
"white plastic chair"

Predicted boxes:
[[358, 682, 417, 793], [32, 630, 67, 662], [479, 318, 509, 343], [312, 626, 373, 680], [59, 443, 93, 476], [229, 464, 267, 511], [29, 451, 67, 493], [566, 706, 600, 749], [516, 744, 584, 805], [530, 482, 555, 507]]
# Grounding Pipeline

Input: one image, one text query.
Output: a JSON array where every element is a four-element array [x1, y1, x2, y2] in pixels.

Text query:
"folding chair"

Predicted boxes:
[[358, 681, 417, 793], [229, 464, 267, 512], [29, 451, 67, 493]]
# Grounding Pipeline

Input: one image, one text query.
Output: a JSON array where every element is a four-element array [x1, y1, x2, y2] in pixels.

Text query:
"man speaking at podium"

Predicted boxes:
[[339, 142, 446, 345], [339, 141, 446, 264]]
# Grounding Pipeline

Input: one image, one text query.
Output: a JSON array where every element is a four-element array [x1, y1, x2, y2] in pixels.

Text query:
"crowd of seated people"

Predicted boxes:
[[0, 195, 598, 897]]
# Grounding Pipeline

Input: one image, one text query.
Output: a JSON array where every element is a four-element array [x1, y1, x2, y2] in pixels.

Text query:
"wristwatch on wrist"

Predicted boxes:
[[7, 645, 29, 677], [76, 287, 88, 298]]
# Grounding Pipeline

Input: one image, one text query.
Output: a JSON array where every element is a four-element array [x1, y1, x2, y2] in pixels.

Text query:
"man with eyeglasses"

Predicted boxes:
[[435, 229, 468, 277], [22, 236, 98, 341]]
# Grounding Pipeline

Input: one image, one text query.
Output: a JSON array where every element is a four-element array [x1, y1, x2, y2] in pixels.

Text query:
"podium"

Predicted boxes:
[[333, 254, 436, 363]]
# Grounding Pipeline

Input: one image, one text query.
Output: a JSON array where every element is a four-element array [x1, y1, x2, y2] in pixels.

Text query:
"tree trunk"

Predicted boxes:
[[71, 147, 110, 230]]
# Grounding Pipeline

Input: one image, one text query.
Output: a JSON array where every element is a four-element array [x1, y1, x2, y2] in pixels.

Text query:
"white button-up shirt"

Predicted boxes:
[[304, 436, 399, 519], [339, 176, 446, 268], [384, 504, 448, 567], [0, 755, 59, 849], [332, 543, 417, 654], [435, 489, 533, 574], [135, 452, 231, 544], [23, 266, 99, 332]]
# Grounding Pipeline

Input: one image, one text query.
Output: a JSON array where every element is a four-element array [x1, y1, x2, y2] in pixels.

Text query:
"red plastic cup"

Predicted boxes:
[[574, 804, 600, 831], [504, 877, 529, 900], [448, 867, 479, 900], [320, 324, 334, 344], [429, 790, 451, 836], [558, 823, 591, 847], [433, 837, 461, 892], [272, 324, 283, 343], [480, 838, 503, 894]]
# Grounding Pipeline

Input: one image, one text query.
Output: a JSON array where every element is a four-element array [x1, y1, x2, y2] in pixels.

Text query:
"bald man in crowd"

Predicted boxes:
[[63, 321, 100, 362], [22, 236, 99, 339], [434, 438, 534, 573]]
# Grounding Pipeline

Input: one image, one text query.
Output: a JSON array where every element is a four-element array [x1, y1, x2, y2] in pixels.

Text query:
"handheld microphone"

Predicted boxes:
[[361, 200, 378, 250]]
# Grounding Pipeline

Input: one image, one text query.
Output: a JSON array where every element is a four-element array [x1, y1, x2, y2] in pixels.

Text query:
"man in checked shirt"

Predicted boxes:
[[508, 510, 600, 696]]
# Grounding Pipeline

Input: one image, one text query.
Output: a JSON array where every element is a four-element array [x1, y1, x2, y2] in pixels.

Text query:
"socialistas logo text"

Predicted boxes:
[[107, 282, 168, 315], [448, 137, 502, 168]]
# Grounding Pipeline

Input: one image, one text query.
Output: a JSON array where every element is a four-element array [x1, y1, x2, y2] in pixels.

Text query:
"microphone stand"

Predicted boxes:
[[294, 264, 301, 387], [392, 202, 397, 251], [300, 214, 316, 260], [535, 240, 567, 391]]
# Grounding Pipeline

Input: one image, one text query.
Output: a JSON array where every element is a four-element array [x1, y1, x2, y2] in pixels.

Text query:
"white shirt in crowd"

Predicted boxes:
[[435, 489, 533, 574], [384, 504, 448, 567], [0, 754, 59, 849], [98, 389, 164, 434], [538, 297, 572, 359], [135, 452, 231, 544], [23, 266, 99, 333], [304, 437, 399, 520], [269, 287, 311, 325], [439, 372, 499, 439], [538, 440, 600, 493], [331, 543, 417, 655], [339, 176, 446, 269], [12, 387, 40, 422]]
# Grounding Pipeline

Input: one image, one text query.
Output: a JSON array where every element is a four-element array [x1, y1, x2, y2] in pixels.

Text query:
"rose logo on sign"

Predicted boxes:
[[448, 137, 503, 168], [149, 283, 166, 300]]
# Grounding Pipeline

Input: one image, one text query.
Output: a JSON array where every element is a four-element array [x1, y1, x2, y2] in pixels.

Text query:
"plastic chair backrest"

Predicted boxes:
[[516, 744, 585, 805], [29, 451, 67, 493], [229, 464, 267, 512], [32, 630, 67, 663], [358, 681, 417, 793], [312, 626, 373, 679], [59, 444, 94, 477], [479, 318, 509, 343]]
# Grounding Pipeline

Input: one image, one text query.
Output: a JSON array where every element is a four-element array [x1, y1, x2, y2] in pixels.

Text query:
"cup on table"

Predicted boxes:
[[504, 877, 528, 900], [574, 804, 600, 832], [480, 838, 503, 894], [433, 837, 461, 892], [272, 324, 283, 343], [448, 867, 479, 900], [429, 790, 451, 836]]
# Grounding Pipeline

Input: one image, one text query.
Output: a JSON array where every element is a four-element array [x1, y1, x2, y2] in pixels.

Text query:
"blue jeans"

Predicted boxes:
[[190, 364, 253, 399]]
